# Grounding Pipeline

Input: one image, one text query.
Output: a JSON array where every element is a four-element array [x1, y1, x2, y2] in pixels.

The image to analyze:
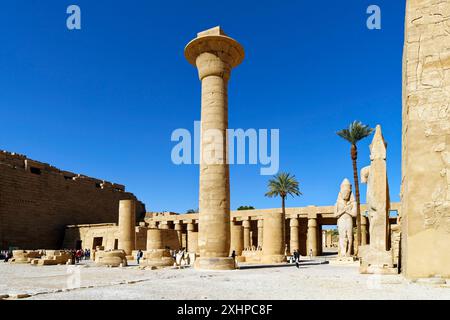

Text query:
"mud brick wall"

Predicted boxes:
[[0, 151, 145, 250]]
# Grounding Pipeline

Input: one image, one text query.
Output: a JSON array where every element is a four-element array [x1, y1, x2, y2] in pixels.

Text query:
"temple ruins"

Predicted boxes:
[[0, 151, 145, 250], [1, 0, 450, 284]]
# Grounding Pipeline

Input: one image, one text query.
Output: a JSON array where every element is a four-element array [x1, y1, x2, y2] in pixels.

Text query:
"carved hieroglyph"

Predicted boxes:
[[185, 26, 244, 270], [402, 0, 450, 279], [334, 179, 357, 257]]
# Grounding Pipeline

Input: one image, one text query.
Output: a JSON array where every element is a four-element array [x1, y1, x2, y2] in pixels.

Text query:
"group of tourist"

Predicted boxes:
[[66, 249, 91, 264], [73, 249, 91, 263], [172, 248, 191, 268], [0, 250, 12, 262]]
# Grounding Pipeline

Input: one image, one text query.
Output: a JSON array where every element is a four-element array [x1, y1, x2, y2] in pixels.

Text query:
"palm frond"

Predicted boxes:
[[265, 172, 302, 199], [336, 121, 374, 144]]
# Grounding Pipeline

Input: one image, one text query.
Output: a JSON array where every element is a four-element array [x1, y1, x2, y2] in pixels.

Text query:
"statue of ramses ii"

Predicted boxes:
[[334, 179, 357, 257]]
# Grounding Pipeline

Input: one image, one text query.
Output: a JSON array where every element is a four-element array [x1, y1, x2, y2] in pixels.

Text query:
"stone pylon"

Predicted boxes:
[[401, 0, 450, 280], [185, 26, 244, 270]]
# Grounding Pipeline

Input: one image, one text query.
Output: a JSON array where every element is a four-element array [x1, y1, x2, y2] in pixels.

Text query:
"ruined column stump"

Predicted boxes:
[[95, 250, 127, 267], [142, 226, 174, 267]]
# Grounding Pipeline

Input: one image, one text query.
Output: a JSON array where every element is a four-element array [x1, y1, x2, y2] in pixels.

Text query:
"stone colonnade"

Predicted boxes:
[[141, 203, 400, 263], [144, 214, 325, 258]]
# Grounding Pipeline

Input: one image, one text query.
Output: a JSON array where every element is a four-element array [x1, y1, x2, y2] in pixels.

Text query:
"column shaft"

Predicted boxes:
[[243, 219, 251, 249], [185, 27, 244, 270], [257, 219, 263, 248], [174, 222, 183, 249], [230, 222, 244, 255], [307, 218, 318, 256], [361, 216, 368, 245], [290, 218, 299, 254], [118, 199, 136, 255]]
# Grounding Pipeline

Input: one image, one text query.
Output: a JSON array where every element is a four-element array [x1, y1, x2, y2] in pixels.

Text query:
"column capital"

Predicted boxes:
[[148, 221, 158, 229], [307, 218, 318, 228], [290, 217, 299, 227], [174, 221, 183, 231], [185, 26, 244, 81]]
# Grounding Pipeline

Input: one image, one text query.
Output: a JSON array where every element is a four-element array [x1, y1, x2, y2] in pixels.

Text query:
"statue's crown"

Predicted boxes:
[[340, 178, 351, 188]]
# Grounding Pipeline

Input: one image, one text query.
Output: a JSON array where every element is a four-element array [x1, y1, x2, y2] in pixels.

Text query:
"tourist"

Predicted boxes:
[[293, 250, 300, 268], [231, 250, 236, 268], [136, 250, 143, 264], [75, 249, 82, 263], [309, 249, 313, 260], [5, 251, 11, 262]]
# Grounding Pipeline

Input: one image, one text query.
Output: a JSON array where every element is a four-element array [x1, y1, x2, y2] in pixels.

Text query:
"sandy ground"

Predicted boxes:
[[0, 258, 449, 300]]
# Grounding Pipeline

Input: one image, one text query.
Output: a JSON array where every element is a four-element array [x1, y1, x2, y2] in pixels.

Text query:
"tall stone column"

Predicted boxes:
[[322, 230, 327, 249], [185, 26, 244, 270], [118, 199, 136, 256], [174, 221, 183, 250], [361, 216, 368, 246], [316, 224, 323, 256], [257, 219, 264, 248], [186, 221, 198, 254], [289, 217, 300, 254], [262, 212, 286, 263], [230, 221, 244, 256], [299, 221, 308, 256], [307, 217, 318, 257], [243, 219, 251, 249]]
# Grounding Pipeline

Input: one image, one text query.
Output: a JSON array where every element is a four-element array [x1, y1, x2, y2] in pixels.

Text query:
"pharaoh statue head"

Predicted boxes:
[[339, 179, 352, 201]]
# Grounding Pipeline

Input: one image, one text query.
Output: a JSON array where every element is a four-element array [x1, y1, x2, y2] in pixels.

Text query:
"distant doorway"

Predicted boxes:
[[114, 239, 118, 250], [75, 240, 82, 250], [92, 237, 103, 249]]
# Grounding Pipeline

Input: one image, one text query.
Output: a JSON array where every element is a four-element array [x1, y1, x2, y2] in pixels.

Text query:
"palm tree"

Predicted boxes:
[[337, 121, 374, 255], [265, 172, 302, 220]]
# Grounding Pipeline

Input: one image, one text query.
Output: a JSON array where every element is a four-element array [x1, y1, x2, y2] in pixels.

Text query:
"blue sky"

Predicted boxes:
[[0, 1, 406, 213]]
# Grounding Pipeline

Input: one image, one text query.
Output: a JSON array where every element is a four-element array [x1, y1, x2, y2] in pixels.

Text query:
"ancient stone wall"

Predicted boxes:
[[402, 0, 450, 278], [0, 151, 145, 250], [63, 223, 179, 251]]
